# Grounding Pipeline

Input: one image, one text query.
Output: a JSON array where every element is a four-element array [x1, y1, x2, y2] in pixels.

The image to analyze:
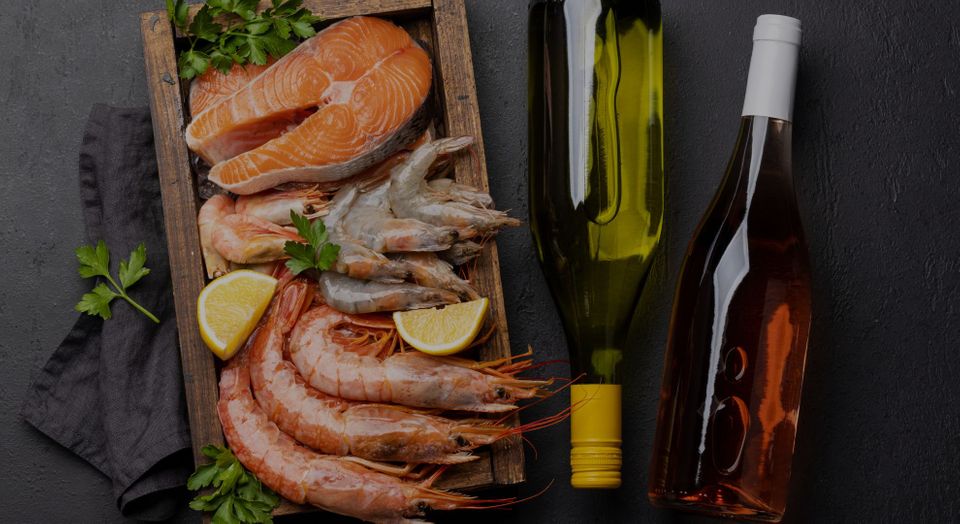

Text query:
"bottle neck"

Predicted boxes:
[[741, 23, 800, 121]]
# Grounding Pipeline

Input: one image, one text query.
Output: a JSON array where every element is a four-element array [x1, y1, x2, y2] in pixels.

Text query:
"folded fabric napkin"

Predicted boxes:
[[21, 105, 193, 521]]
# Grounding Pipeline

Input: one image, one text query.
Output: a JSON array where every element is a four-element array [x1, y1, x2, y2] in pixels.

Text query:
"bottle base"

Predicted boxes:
[[648, 485, 783, 523]]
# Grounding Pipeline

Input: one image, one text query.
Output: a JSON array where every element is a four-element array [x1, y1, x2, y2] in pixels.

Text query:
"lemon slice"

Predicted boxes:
[[197, 270, 277, 360], [393, 298, 489, 356]]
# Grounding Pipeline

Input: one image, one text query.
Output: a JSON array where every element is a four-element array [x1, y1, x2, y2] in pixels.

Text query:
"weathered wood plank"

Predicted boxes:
[[140, 12, 223, 461], [431, 0, 526, 486]]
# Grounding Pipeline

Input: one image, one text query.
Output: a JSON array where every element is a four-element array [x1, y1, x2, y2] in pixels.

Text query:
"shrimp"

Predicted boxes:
[[211, 213, 301, 264], [427, 178, 494, 208], [342, 178, 460, 253], [235, 186, 332, 225], [390, 252, 479, 300], [197, 194, 234, 278], [219, 362, 498, 523], [228, 261, 280, 275], [388, 137, 521, 238], [318, 184, 415, 282], [289, 304, 548, 412], [318, 272, 459, 314], [250, 278, 513, 464], [335, 242, 417, 283], [438, 240, 483, 266]]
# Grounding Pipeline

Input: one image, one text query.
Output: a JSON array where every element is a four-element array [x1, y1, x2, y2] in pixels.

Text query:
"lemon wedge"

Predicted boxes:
[[197, 270, 277, 360], [393, 298, 489, 356]]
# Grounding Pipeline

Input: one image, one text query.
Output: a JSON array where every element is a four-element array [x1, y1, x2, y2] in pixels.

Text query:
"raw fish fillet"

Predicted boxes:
[[186, 16, 432, 195], [189, 61, 273, 117]]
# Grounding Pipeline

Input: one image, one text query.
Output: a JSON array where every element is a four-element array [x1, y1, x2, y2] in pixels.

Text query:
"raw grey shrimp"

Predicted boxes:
[[427, 178, 494, 208], [388, 137, 521, 237], [342, 178, 460, 252], [323, 184, 415, 282], [334, 242, 417, 283], [288, 304, 549, 412], [318, 272, 459, 314], [219, 362, 505, 523], [211, 213, 301, 264], [235, 186, 333, 225], [197, 194, 234, 278], [390, 252, 479, 300], [438, 240, 483, 266], [249, 277, 515, 464]]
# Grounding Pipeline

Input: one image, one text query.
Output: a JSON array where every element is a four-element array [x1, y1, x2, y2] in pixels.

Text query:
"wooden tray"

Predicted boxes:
[[138, 0, 524, 515]]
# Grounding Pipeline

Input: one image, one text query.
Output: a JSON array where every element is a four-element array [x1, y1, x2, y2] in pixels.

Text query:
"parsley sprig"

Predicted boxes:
[[283, 211, 340, 275], [75, 241, 160, 323], [166, 0, 322, 79], [188, 444, 281, 524]]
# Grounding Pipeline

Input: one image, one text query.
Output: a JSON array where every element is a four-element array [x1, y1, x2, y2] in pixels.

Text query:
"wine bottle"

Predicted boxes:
[[648, 15, 810, 522], [528, 0, 663, 489]]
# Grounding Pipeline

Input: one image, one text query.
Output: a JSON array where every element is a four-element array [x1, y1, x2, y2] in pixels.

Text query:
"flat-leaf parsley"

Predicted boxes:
[[75, 241, 159, 323], [166, 0, 322, 79], [283, 210, 340, 275]]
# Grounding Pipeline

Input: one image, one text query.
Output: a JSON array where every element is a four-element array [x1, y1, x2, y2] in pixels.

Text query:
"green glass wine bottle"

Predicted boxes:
[[528, 0, 663, 489]]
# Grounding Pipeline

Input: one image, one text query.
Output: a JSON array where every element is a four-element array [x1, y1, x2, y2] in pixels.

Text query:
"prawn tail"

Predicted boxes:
[[434, 136, 475, 155], [270, 278, 316, 334]]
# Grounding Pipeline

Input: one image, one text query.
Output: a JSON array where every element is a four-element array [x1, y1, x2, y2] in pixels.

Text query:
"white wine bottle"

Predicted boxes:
[[529, 0, 663, 489], [649, 15, 811, 522]]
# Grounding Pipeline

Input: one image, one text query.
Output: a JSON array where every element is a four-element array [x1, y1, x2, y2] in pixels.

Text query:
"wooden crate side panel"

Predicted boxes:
[[431, 0, 526, 486], [139, 12, 224, 462]]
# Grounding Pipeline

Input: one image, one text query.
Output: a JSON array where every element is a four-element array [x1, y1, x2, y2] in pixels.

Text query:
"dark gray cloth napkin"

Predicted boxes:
[[21, 104, 193, 521]]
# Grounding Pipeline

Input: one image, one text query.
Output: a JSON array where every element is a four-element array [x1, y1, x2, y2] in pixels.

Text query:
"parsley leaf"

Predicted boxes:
[[75, 283, 119, 320], [189, 5, 222, 42], [76, 240, 111, 279], [282, 242, 316, 276], [188, 444, 281, 524], [166, 0, 189, 29], [283, 211, 340, 275], [187, 463, 219, 491], [74, 241, 160, 323], [119, 243, 151, 289], [169, 0, 323, 79], [179, 49, 210, 80], [317, 243, 341, 270]]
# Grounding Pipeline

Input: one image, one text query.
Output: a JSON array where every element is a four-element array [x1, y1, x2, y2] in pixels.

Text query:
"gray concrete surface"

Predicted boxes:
[[2, 0, 958, 522]]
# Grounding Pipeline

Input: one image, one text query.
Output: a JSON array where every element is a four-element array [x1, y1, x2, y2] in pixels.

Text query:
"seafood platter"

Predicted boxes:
[[140, 0, 549, 520]]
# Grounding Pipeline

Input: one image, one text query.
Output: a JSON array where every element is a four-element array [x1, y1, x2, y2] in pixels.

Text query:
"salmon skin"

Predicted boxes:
[[189, 60, 273, 118], [186, 16, 433, 196]]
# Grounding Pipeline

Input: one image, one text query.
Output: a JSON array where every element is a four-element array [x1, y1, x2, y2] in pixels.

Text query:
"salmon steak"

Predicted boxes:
[[189, 60, 273, 118], [186, 16, 432, 195]]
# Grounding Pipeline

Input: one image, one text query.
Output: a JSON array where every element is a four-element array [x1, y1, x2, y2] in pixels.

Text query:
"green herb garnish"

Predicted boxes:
[[188, 444, 281, 524], [166, 0, 323, 79], [283, 210, 340, 275], [75, 241, 160, 323]]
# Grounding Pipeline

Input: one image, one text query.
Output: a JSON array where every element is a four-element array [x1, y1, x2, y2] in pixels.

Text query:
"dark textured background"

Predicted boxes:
[[2, 0, 958, 522]]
